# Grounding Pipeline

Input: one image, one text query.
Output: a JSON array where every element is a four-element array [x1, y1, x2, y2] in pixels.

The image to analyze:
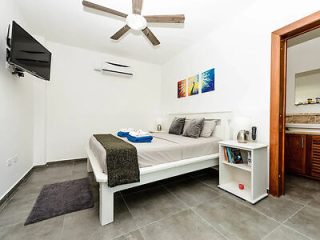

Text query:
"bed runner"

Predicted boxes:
[[94, 134, 140, 187]]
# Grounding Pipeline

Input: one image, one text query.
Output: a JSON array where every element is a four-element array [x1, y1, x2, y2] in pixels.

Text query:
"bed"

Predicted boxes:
[[87, 112, 232, 225]]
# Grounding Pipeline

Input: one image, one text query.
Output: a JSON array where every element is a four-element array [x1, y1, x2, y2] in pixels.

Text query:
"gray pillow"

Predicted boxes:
[[169, 117, 186, 135], [182, 118, 205, 138], [182, 119, 191, 135], [200, 120, 218, 137]]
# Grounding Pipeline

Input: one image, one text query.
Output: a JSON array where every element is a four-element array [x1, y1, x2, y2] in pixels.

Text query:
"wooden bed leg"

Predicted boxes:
[[87, 158, 93, 173], [99, 183, 114, 226]]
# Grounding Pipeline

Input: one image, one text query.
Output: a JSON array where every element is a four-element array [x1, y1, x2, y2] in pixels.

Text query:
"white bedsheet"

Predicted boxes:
[[89, 133, 220, 172]]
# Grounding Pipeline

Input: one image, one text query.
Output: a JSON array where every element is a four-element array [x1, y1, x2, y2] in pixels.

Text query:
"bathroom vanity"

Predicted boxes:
[[286, 124, 320, 180]]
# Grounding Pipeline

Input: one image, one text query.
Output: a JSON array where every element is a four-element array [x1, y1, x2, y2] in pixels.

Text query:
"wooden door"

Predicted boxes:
[[270, 35, 287, 196], [310, 136, 320, 178], [285, 134, 306, 174], [269, 11, 320, 196]]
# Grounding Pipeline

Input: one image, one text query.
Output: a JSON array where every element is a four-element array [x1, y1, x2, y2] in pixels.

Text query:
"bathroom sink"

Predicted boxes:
[[286, 123, 320, 134]]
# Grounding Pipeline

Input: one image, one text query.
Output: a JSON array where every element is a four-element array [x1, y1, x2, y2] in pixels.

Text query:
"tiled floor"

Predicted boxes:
[[1, 160, 320, 240]]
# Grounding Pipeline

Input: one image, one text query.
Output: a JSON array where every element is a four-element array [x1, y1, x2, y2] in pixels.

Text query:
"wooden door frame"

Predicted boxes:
[[269, 11, 320, 197]]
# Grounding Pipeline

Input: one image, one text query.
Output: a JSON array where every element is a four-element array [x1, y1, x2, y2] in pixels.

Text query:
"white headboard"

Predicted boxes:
[[163, 111, 233, 140]]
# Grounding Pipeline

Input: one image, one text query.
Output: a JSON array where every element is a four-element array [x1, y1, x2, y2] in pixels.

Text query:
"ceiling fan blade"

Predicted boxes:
[[82, 0, 128, 18], [142, 27, 160, 46], [111, 25, 131, 40], [144, 14, 185, 23], [132, 0, 143, 14]]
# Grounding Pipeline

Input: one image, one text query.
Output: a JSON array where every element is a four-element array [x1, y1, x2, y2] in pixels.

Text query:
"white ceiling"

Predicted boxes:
[[14, 0, 256, 64]]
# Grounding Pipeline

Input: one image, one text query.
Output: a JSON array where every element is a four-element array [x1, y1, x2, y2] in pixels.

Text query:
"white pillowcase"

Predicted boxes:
[[200, 120, 218, 138]]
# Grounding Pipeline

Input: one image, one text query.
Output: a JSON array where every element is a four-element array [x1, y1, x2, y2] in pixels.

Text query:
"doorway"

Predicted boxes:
[[269, 11, 320, 197]]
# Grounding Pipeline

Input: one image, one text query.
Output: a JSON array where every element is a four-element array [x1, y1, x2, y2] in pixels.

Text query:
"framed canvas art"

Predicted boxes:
[[188, 75, 199, 96], [201, 68, 215, 93], [177, 79, 186, 98]]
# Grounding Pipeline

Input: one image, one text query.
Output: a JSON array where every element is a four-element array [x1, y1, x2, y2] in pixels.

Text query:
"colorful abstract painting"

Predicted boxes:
[[177, 79, 186, 98], [188, 75, 199, 96], [201, 68, 215, 93]]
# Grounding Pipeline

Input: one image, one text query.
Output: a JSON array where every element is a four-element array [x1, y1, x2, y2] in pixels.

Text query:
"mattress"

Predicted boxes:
[[89, 133, 221, 172]]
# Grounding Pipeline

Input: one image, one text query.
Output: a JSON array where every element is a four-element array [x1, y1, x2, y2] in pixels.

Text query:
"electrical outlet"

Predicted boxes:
[[6, 155, 18, 167], [6, 159, 12, 167]]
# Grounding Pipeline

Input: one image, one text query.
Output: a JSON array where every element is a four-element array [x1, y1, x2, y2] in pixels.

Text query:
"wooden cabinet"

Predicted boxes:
[[310, 136, 320, 178], [285, 134, 306, 174], [286, 133, 320, 180]]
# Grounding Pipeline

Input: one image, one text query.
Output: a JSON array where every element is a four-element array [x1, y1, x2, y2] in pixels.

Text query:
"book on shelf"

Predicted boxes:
[[224, 147, 243, 164], [226, 147, 233, 163], [224, 147, 228, 161], [231, 148, 243, 164]]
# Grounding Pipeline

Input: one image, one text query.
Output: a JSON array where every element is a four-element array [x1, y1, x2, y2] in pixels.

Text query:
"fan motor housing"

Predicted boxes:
[[126, 14, 147, 31]]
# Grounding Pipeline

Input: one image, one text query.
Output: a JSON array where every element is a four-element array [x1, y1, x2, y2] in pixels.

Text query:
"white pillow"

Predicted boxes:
[[200, 120, 218, 138]]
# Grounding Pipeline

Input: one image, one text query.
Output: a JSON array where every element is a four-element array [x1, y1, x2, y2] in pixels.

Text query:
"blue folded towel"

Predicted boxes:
[[127, 135, 153, 143], [117, 131, 130, 138]]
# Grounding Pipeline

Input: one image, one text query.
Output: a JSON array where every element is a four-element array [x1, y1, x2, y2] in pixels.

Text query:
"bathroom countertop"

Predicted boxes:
[[286, 123, 320, 135], [286, 131, 320, 135], [286, 123, 320, 129]]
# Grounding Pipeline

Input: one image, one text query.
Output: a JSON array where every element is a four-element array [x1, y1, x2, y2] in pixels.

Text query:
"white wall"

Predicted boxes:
[[45, 42, 162, 162], [286, 37, 320, 114], [32, 79, 47, 166], [161, 0, 320, 145], [31, 35, 48, 166], [0, 1, 34, 199]]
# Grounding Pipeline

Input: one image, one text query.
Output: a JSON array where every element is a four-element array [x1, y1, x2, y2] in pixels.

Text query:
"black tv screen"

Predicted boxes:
[[9, 21, 51, 81]]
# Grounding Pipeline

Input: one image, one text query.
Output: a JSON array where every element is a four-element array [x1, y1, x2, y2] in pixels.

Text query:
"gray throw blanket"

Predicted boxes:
[[94, 134, 140, 187]]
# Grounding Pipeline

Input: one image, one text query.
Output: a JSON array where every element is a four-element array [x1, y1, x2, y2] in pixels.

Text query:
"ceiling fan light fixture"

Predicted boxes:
[[82, 0, 185, 46], [126, 14, 147, 31]]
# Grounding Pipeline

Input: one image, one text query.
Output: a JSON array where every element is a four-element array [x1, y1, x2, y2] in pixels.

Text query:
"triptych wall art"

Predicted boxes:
[[177, 68, 215, 98]]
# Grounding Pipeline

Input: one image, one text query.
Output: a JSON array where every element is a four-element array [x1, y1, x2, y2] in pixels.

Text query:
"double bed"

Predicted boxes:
[[89, 132, 221, 170], [87, 112, 232, 225]]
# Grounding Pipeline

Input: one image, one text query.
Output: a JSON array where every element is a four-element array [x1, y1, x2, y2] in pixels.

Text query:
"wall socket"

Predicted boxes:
[[6, 159, 12, 167], [6, 155, 18, 167]]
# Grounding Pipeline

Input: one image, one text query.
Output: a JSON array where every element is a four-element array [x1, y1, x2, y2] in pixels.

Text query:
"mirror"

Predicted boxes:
[[295, 68, 320, 105]]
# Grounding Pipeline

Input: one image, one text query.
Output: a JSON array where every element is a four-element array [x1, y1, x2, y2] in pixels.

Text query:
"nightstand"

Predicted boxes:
[[218, 140, 268, 204]]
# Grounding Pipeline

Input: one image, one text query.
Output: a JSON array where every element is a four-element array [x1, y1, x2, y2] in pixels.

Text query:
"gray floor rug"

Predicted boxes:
[[25, 178, 94, 225]]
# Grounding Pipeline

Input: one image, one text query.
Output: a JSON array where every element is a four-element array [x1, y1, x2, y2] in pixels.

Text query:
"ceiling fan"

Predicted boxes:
[[82, 0, 185, 46]]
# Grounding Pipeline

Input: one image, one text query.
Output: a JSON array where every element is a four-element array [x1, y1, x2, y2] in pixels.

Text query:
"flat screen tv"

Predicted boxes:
[[7, 21, 51, 81]]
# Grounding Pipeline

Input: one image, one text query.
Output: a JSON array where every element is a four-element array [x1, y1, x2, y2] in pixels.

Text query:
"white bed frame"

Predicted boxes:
[[87, 112, 232, 226]]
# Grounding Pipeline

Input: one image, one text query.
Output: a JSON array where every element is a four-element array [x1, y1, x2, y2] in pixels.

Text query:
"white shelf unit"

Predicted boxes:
[[218, 140, 268, 204]]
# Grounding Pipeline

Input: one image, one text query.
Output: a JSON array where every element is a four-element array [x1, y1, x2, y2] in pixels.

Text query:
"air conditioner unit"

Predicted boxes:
[[95, 61, 133, 76]]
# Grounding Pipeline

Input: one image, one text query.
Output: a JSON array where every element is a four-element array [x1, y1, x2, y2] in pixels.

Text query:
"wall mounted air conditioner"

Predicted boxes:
[[95, 62, 133, 76]]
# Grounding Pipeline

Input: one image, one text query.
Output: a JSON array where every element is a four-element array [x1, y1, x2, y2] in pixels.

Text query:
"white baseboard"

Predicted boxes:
[[0, 166, 33, 202]]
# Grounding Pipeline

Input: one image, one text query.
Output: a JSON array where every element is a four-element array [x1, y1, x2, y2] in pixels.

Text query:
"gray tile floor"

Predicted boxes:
[[1, 160, 320, 240]]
